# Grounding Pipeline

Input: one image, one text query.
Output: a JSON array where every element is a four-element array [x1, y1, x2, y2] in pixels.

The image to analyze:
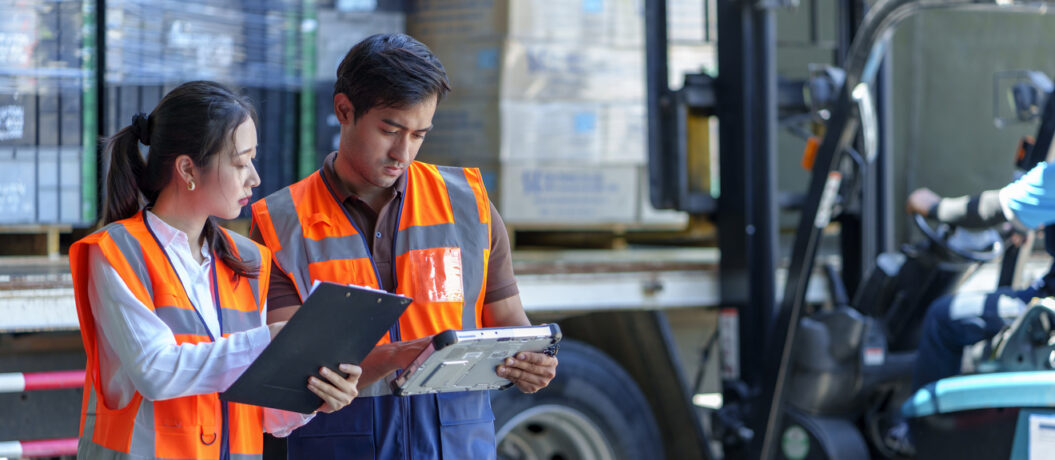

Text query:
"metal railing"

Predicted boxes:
[[0, 370, 84, 458]]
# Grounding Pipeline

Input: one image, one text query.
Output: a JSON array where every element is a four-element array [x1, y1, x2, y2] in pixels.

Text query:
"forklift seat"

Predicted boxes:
[[902, 371, 1055, 459]]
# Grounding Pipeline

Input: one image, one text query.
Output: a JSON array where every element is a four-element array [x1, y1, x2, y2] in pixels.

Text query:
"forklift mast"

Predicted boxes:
[[645, 0, 886, 457], [646, 0, 1055, 458]]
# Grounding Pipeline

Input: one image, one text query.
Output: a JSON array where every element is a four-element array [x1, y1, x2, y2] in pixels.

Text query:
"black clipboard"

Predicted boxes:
[[221, 281, 411, 413]]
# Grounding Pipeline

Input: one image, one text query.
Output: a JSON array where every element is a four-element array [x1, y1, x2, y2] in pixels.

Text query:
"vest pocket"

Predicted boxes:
[[287, 397, 375, 460], [436, 392, 496, 460], [154, 423, 216, 459]]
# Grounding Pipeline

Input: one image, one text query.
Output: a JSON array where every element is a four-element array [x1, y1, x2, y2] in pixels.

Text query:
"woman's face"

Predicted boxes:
[[197, 119, 260, 220]]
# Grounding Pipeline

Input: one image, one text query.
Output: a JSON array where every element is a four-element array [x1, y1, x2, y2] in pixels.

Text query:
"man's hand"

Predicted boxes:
[[497, 352, 558, 394], [907, 188, 941, 216], [309, 363, 362, 413], [356, 336, 433, 390]]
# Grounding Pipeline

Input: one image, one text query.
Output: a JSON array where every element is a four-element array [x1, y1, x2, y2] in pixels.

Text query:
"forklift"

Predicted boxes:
[[646, 0, 1055, 458]]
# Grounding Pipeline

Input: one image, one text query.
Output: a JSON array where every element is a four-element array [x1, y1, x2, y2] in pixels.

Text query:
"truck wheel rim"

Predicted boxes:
[[496, 404, 616, 460]]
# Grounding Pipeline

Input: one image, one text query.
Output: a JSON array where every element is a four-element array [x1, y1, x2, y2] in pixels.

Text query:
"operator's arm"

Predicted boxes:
[[997, 161, 1055, 231], [906, 162, 1055, 230], [907, 188, 1006, 228]]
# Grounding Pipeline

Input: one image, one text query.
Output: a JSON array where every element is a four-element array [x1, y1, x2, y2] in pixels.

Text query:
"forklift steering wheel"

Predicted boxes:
[[913, 213, 1003, 262]]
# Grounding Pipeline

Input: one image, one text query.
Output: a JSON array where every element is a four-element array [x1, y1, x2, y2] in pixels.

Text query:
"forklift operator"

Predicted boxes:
[[906, 159, 1055, 390]]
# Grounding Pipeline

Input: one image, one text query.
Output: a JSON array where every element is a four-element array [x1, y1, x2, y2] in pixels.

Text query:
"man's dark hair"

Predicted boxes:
[[334, 33, 451, 121]]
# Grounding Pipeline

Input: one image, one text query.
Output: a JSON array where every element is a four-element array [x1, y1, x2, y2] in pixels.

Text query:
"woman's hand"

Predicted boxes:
[[308, 363, 362, 413]]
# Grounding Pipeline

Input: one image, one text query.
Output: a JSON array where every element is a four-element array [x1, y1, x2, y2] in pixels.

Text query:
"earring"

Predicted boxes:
[[187, 180, 196, 191]]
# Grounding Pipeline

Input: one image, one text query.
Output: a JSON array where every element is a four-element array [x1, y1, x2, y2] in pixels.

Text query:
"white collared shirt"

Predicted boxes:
[[87, 211, 312, 436]]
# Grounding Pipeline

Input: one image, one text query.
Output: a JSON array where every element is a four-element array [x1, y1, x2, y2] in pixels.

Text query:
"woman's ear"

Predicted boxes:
[[174, 154, 197, 188]]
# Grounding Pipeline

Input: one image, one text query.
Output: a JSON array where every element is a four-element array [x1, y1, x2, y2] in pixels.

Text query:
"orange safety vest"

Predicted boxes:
[[251, 161, 492, 342], [69, 211, 270, 460]]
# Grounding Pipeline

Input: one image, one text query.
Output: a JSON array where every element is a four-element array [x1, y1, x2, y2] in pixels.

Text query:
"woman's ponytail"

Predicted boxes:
[[101, 113, 152, 224]]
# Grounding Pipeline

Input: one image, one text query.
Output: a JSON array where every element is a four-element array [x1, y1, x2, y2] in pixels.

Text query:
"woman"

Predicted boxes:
[[69, 81, 359, 459]]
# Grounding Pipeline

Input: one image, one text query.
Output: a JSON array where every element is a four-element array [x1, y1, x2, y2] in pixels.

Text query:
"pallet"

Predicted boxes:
[[0, 225, 78, 259], [507, 217, 716, 251]]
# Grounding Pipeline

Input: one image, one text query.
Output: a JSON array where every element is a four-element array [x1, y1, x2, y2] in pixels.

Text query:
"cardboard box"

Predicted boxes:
[[409, 0, 643, 47], [636, 165, 689, 227], [425, 40, 503, 98], [316, 10, 405, 82], [667, 0, 709, 44], [404, 0, 706, 228], [500, 41, 644, 102], [407, 0, 508, 42], [668, 43, 717, 89], [422, 97, 646, 165], [428, 39, 644, 102], [417, 95, 500, 164], [499, 101, 605, 163], [499, 163, 639, 225], [603, 103, 647, 164]]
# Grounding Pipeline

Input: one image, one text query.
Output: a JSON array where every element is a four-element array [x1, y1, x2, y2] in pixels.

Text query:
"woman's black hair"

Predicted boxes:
[[101, 80, 259, 278], [334, 33, 451, 121]]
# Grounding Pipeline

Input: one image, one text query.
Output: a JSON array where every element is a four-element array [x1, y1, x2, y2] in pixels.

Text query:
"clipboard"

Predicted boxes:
[[221, 281, 411, 413], [390, 324, 561, 396]]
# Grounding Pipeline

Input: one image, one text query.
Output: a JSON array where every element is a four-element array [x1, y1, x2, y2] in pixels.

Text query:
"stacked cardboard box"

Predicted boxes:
[[409, 0, 713, 227], [0, 1, 87, 225]]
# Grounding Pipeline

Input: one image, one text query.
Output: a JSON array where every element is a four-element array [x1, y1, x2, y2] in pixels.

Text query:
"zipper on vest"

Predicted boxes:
[[389, 178, 408, 344], [220, 403, 230, 460], [144, 211, 233, 459], [403, 397, 412, 460], [319, 169, 405, 344]]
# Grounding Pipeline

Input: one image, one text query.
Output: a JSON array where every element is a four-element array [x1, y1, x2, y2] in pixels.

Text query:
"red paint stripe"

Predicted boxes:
[[21, 370, 85, 391], [19, 438, 78, 457]]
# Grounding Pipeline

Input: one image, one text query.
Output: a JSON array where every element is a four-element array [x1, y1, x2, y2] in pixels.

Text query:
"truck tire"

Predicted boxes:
[[490, 339, 664, 460]]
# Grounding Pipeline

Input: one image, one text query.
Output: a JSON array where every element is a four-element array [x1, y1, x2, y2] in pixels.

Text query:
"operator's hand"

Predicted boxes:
[[497, 352, 558, 394], [356, 336, 433, 390], [309, 363, 361, 413], [906, 187, 941, 216]]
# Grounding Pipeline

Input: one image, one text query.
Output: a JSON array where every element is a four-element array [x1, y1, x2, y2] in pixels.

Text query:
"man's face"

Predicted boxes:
[[334, 94, 437, 196]]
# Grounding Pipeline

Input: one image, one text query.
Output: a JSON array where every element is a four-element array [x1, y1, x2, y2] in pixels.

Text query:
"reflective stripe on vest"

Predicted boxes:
[[70, 214, 267, 460], [251, 162, 492, 341]]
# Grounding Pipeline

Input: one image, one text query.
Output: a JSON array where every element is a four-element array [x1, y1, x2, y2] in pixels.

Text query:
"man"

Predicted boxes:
[[883, 163, 1055, 456], [906, 158, 1055, 390], [250, 33, 558, 459]]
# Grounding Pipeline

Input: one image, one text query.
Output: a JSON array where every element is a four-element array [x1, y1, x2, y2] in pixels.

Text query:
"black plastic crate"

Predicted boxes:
[[0, 146, 83, 225], [105, 0, 301, 89], [0, 1, 91, 225], [243, 87, 298, 203]]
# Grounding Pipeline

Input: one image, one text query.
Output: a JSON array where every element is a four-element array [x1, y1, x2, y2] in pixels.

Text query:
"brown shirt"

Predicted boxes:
[[250, 152, 519, 311]]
